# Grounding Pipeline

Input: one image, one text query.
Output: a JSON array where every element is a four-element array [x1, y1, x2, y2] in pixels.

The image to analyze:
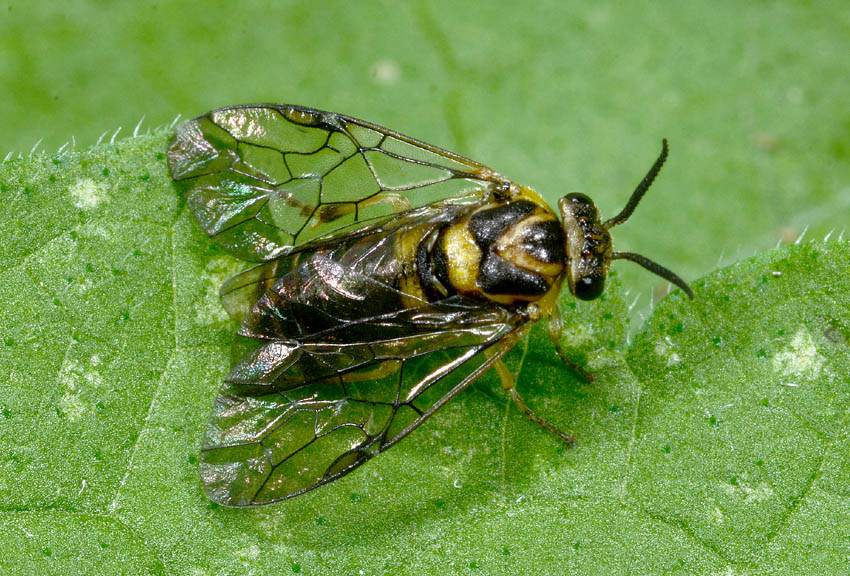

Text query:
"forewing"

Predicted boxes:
[[199, 297, 524, 506], [168, 103, 503, 261]]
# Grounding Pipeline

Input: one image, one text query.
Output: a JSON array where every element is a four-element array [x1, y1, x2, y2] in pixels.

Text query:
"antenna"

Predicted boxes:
[[603, 139, 668, 230], [610, 251, 694, 299], [603, 138, 694, 300]]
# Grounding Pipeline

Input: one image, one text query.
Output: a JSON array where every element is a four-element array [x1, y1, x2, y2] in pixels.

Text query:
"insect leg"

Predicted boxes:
[[494, 359, 575, 446], [546, 307, 596, 384]]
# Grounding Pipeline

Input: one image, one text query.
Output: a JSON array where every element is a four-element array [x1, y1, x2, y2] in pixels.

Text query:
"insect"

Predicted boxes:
[[167, 104, 693, 506]]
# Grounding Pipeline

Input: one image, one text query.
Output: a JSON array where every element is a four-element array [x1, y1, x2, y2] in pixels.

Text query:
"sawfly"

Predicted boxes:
[[167, 104, 693, 506]]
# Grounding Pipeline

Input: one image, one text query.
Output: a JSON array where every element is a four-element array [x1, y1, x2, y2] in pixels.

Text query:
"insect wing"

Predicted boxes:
[[168, 104, 502, 261], [200, 297, 522, 506], [197, 205, 524, 505]]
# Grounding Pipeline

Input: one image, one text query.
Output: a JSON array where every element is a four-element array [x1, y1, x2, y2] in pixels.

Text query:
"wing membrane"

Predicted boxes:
[[197, 204, 525, 505], [200, 297, 522, 506], [174, 103, 526, 505], [168, 104, 504, 261]]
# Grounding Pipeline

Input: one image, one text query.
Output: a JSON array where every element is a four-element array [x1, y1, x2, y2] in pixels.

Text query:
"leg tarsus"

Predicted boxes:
[[553, 344, 596, 384], [494, 357, 575, 446], [508, 385, 575, 446], [547, 308, 596, 384]]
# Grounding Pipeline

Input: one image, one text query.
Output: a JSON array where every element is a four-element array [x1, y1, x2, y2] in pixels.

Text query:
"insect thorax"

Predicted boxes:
[[413, 186, 567, 311]]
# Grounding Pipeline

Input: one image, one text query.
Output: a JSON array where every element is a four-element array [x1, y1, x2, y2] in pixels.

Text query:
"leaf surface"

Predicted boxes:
[[2, 134, 848, 574]]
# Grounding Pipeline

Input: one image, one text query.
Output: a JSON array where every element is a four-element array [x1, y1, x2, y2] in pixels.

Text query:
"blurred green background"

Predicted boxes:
[[3, 0, 848, 298]]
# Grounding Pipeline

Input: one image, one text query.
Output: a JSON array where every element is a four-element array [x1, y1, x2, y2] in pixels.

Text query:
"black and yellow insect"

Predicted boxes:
[[168, 104, 693, 506]]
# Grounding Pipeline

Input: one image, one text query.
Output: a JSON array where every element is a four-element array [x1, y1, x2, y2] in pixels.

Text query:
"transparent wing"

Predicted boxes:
[[199, 297, 523, 506], [197, 208, 525, 505], [168, 103, 504, 261]]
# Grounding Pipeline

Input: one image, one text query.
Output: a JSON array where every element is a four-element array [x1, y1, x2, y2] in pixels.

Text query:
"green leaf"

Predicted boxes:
[[2, 134, 848, 574]]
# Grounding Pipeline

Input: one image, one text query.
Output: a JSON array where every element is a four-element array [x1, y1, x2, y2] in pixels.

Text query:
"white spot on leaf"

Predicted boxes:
[[712, 506, 725, 524], [57, 355, 104, 421], [70, 178, 106, 210], [237, 543, 260, 562], [75, 278, 95, 295], [586, 349, 618, 370], [562, 323, 594, 346], [59, 392, 86, 421], [195, 256, 239, 325], [722, 479, 774, 504], [743, 483, 774, 504], [654, 336, 681, 367], [772, 327, 824, 383]]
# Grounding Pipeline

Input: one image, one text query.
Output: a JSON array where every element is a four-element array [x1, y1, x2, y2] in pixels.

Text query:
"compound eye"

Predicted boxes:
[[574, 275, 605, 301], [565, 192, 592, 204], [562, 193, 598, 219]]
